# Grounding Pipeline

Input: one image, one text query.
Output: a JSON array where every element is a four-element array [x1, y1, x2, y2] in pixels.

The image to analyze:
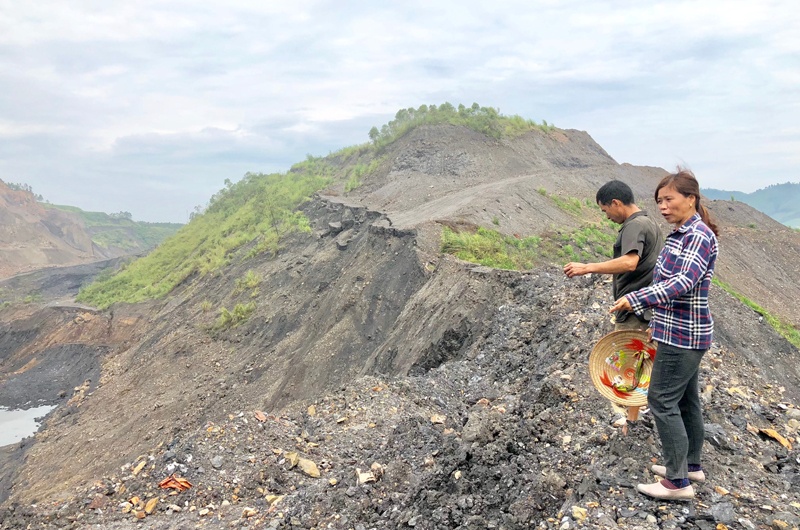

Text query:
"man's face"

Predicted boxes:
[[598, 199, 624, 224]]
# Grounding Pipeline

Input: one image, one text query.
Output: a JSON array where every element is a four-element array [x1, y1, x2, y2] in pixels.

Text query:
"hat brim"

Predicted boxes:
[[588, 330, 656, 407]]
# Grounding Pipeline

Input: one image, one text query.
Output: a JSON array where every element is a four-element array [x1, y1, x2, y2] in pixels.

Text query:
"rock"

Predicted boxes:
[[297, 457, 321, 478], [705, 423, 735, 451], [570, 506, 587, 521], [774, 511, 800, 525], [711, 501, 736, 524], [211, 455, 224, 469], [738, 518, 758, 530]]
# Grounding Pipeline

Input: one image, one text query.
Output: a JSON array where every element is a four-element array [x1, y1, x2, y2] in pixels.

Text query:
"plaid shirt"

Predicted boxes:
[[626, 213, 718, 350]]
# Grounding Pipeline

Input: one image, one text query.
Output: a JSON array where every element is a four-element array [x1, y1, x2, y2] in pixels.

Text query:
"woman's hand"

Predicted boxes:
[[610, 297, 632, 314]]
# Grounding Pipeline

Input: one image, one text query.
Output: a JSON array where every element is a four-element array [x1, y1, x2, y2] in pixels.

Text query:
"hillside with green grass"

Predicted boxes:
[[47, 205, 183, 250], [703, 182, 800, 227], [76, 103, 557, 308]]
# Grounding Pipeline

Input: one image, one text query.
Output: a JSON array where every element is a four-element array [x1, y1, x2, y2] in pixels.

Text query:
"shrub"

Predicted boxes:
[[235, 270, 262, 294], [214, 302, 256, 330]]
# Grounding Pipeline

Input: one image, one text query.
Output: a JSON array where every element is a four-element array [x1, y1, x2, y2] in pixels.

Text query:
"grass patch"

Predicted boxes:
[[713, 278, 800, 349], [441, 219, 617, 271], [550, 195, 585, 216], [441, 226, 541, 270], [345, 158, 382, 192], [234, 270, 262, 295], [214, 302, 256, 330]]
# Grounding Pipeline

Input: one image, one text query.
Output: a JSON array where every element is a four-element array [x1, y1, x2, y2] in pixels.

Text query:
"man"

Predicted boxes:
[[564, 180, 664, 434]]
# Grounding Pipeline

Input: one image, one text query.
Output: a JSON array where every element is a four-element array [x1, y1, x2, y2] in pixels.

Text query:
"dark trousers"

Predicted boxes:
[[647, 342, 706, 479]]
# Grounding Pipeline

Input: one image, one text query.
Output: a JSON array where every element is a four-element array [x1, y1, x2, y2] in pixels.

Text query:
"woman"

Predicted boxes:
[[609, 168, 719, 501]]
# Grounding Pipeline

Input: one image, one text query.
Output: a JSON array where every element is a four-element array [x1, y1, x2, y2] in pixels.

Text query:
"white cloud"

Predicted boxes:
[[0, 0, 798, 221]]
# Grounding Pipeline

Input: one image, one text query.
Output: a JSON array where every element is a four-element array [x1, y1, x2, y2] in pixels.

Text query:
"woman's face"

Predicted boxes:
[[657, 185, 696, 226]]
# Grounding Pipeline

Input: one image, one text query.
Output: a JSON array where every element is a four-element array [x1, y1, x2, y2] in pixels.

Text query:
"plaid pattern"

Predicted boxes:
[[626, 214, 718, 350]]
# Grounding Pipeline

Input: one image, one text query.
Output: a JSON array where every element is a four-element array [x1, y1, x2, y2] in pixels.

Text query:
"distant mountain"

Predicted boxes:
[[0, 179, 182, 279], [46, 204, 183, 252], [703, 182, 800, 228]]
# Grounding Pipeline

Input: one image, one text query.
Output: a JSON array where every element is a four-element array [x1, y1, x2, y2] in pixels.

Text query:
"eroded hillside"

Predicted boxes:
[[1, 119, 799, 529], [0, 180, 181, 281]]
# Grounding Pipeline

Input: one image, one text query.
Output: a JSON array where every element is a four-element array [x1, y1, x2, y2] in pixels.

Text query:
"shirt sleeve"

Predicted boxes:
[[619, 219, 645, 257], [626, 230, 714, 312]]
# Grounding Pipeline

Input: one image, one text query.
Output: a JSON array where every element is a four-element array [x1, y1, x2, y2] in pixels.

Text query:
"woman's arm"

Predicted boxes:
[[625, 230, 715, 313]]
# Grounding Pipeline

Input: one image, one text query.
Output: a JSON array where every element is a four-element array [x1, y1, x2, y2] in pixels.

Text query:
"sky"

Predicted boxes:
[[1, 1, 798, 223]]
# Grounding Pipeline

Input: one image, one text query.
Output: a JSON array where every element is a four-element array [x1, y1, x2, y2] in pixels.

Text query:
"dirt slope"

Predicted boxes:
[[1, 124, 799, 529], [0, 182, 100, 279]]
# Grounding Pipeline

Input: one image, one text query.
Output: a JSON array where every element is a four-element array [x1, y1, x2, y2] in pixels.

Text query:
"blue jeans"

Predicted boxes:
[[647, 342, 706, 479]]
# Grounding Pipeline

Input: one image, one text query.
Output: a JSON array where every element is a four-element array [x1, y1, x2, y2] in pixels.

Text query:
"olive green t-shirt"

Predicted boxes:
[[612, 211, 664, 323]]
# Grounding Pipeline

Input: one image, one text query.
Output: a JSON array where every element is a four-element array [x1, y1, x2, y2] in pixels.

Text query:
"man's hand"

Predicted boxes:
[[564, 262, 591, 278], [610, 297, 632, 314]]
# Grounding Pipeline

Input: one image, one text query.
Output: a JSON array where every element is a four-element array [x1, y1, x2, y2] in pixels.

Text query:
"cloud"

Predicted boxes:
[[0, 0, 798, 220]]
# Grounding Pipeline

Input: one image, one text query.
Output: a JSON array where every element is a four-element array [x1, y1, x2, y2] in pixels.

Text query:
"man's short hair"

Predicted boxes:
[[596, 180, 635, 206]]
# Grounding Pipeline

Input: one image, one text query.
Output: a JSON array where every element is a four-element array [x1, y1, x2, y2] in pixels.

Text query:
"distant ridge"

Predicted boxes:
[[703, 182, 800, 228], [0, 179, 181, 279]]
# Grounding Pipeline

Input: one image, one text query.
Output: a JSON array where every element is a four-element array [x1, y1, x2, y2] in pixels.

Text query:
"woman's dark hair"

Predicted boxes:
[[596, 180, 634, 206], [655, 168, 719, 236]]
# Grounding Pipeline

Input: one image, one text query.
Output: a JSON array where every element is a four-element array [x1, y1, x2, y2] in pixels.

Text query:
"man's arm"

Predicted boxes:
[[564, 252, 639, 278]]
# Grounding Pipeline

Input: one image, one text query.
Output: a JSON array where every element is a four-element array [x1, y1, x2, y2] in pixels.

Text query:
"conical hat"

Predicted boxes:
[[588, 330, 656, 407]]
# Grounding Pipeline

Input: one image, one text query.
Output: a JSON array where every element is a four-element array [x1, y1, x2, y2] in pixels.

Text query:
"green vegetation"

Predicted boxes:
[[370, 103, 555, 148], [77, 167, 332, 308], [345, 158, 382, 192], [535, 221, 616, 263], [23, 293, 42, 304], [537, 190, 588, 216], [551, 196, 584, 216], [441, 219, 617, 270], [234, 270, 262, 297], [713, 278, 800, 348], [442, 226, 541, 270], [47, 204, 182, 250], [214, 302, 256, 330], [4, 181, 44, 201]]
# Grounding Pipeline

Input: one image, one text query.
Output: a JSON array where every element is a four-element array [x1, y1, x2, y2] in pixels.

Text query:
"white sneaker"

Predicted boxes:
[[651, 464, 706, 483]]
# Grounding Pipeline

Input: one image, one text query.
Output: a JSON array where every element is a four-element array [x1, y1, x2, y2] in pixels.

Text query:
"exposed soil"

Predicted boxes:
[[1, 125, 799, 530]]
